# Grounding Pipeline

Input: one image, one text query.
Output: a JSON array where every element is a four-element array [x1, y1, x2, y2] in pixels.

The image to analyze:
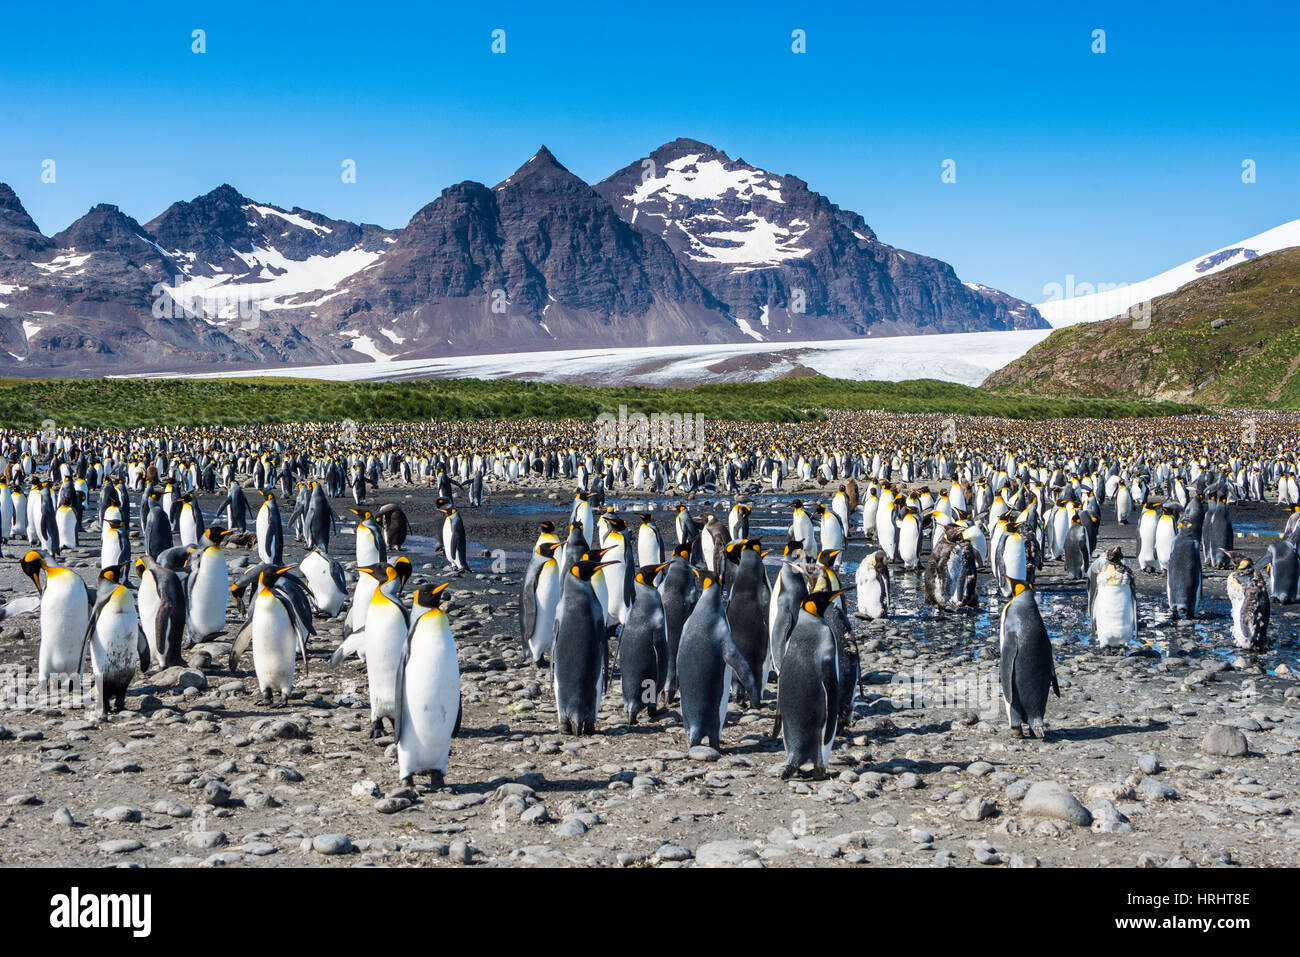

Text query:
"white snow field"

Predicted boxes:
[[183, 329, 1052, 387], [1037, 219, 1300, 328]]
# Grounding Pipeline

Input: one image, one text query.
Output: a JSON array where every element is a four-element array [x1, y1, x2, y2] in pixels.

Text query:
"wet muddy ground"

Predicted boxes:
[[1, 476, 1298, 868]]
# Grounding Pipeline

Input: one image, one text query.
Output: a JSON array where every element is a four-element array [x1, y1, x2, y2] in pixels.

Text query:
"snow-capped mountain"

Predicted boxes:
[[596, 138, 1047, 340], [1037, 218, 1300, 327], [0, 191, 255, 373], [0, 139, 1049, 376], [308, 147, 744, 361]]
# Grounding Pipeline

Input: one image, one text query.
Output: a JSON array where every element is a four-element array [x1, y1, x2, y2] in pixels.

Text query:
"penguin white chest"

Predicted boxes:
[[251, 593, 296, 695], [190, 551, 229, 637], [38, 573, 90, 682], [397, 618, 460, 778]]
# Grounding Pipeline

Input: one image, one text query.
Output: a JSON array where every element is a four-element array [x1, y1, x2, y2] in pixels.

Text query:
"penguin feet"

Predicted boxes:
[[533, 656, 548, 670], [368, 718, 386, 739], [427, 770, 445, 791], [400, 775, 414, 789], [779, 763, 797, 780], [1008, 725, 1024, 739], [256, 691, 273, 707]]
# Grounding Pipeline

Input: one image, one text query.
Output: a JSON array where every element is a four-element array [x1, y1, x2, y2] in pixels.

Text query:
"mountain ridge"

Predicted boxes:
[[1, 139, 1047, 376]]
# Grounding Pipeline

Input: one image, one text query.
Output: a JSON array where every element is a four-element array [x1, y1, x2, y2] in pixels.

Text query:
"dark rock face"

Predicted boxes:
[[595, 138, 1047, 338], [0, 184, 55, 260], [318, 148, 744, 356], [0, 140, 1044, 376]]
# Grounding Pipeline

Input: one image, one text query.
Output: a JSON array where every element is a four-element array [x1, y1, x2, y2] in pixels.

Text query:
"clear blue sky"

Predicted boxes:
[[3, 0, 1296, 303]]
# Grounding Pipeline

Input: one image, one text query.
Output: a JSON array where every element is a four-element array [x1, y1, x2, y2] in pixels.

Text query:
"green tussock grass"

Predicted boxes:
[[0, 375, 1194, 430], [985, 246, 1300, 406]]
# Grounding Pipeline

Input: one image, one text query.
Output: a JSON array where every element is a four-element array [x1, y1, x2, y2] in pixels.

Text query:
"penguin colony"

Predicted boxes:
[[3, 409, 1298, 795]]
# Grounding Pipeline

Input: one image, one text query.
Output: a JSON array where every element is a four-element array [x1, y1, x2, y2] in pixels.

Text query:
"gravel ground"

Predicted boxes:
[[1, 477, 1298, 869]]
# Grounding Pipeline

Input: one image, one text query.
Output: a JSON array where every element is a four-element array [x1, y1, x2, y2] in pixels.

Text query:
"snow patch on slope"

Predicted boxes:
[[1037, 218, 1300, 327]]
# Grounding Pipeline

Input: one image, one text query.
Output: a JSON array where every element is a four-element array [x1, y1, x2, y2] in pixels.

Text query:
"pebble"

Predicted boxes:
[[1201, 725, 1249, 758], [656, 843, 693, 862], [98, 839, 143, 854], [1136, 753, 1161, 775], [183, 831, 228, 849], [1020, 781, 1092, 827], [960, 797, 997, 821], [554, 818, 587, 837], [311, 834, 354, 855], [695, 840, 761, 866], [1140, 778, 1178, 801]]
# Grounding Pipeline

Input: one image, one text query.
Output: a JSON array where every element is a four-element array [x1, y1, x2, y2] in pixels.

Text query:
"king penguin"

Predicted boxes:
[[552, 557, 614, 735], [1263, 538, 1299, 604], [724, 538, 771, 708], [83, 564, 149, 716], [676, 571, 759, 750], [1088, 546, 1137, 654], [1166, 519, 1202, 620], [776, 589, 843, 779], [658, 541, 699, 703], [394, 582, 460, 790], [1226, 554, 1270, 650], [21, 550, 90, 689], [619, 563, 670, 724], [999, 579, 1059, 739], [520, 541, 562, 668]]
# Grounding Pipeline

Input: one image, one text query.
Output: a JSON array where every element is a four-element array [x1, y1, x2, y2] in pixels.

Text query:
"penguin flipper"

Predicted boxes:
[[809, 655, 835, 748], [999, 638, 1017, 711], [228, 617, 254, 672], [721, 635, 760, 709], [454, 694, 463, 736], [329, 630, 364, 668], [137, 626, 151, 673], [392, 639, 411, 742]]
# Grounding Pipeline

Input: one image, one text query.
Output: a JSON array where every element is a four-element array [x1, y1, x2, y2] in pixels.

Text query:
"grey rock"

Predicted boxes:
[[1201, 725, 1249, 758], [311, 834, 354, 855], [695, 840, 760, 866], [1021, 781, 1092, 827], [960, 797, 997, 821]]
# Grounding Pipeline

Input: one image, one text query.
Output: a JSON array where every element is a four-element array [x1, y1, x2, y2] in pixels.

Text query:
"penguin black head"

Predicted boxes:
[[20, 551, 46, 593], [605, 517, 626, 532], [357, 563, 389, 583], [570, 559, 615, 581], [816, 548, 841, 567], [783, 540, 803, 559], [790, 499, 804, 511], [394, 555, 413, 587], [414, 581, 450, 610], [101, 563, 128, 585], [203, 526, 231, 545], [724, 540, 748, 564], [1007, 578, 1033, 597], [673, 542, 692, 561], [257, 566, 295, 590], [635, 512, 654, 523], [1107, 545, 1124, 563], [580, 546, 613, 562], [801, 590, 845, 617], [696, 571, 719, 590], [538, 521, 556, 534], [538, 541, 561, 559], [635, 563, 669, 586]]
